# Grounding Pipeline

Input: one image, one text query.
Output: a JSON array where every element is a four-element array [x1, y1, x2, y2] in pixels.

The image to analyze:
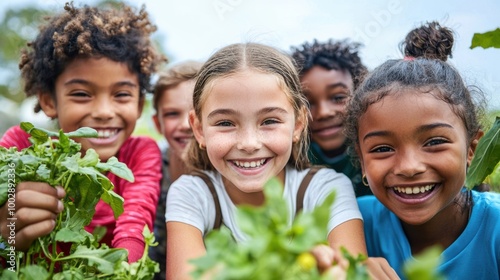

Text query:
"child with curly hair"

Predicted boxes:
[[0, 2, 166, 263], [291, 39, 371, 197]]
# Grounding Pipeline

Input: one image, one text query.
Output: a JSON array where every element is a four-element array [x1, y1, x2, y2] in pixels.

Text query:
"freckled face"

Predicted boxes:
[[191, 70, 303, 198], [153, 81, 194, 158], [301, 66, 352, 153], [40, 57, 142, 161], [357, 92, 473, 225]]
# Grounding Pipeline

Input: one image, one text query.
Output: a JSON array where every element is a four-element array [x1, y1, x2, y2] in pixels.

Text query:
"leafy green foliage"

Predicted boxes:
[[403, 246, 444, 280], [190, 177, 370, 280], [466, 117, 500, 191], [471, 28, 500, 49], [0, 122, 158, 278]]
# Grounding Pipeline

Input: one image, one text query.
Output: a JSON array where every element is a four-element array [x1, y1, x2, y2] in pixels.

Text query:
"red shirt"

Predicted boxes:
[[0, 126, 162, 263]]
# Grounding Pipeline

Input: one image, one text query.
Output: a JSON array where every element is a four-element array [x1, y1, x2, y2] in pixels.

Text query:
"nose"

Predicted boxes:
[[236, 126, 262, 153], [394, 149, 426, 178], [315, 100, 335, 120], [91, 98, 115, 120], [180, 113, 191, 132]]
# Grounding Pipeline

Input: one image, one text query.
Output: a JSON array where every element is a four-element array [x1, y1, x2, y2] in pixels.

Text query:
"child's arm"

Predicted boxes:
[[111, 137, 162, 263], [166, 221, 206, 280], [0, 182, 65, 251]]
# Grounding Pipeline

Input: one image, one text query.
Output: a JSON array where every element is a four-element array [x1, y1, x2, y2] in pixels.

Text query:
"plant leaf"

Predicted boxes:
[[466, 117, 500, 189], [470, 28, 500, 49], [65, 127, 99, 138]]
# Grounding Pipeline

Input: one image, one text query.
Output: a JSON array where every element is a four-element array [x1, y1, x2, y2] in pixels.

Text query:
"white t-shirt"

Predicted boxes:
[[165, 165, 362, 242]]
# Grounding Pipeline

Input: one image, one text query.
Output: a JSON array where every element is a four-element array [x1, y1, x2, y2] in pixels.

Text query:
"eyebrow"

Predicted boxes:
[[362, 122, 454, 142], [207, 107, 289, 120], [326, 82, 349, 90], [64, 79, 138, 88]]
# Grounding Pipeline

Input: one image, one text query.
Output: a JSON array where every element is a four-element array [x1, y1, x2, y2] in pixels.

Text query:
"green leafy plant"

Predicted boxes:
[[466, 117, 500, 192], [0, 122, 158, 279], [190, 177, 370, 280]]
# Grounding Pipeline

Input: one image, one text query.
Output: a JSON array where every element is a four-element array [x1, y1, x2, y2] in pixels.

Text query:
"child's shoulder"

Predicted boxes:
[[473, 190, 500, 212]]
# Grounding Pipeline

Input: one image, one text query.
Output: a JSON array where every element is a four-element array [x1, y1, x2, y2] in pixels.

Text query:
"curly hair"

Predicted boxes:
[[19, 2, 167, 113], [290, 39, 368, 90], [400, 21, 454, 61]]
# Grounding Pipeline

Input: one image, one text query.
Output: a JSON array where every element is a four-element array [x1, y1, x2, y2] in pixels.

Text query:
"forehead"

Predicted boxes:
[[201, 70, 294, 113], [359, 90, 465, 134]]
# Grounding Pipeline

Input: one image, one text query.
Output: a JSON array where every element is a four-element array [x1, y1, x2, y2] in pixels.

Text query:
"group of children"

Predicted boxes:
[[0, 2, 498, 280]]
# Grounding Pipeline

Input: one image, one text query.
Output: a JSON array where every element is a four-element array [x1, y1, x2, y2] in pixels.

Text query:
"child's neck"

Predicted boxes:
[[168, 150, 188, 182], [220, 178, 267, 207], [402, 191, 472, 255]]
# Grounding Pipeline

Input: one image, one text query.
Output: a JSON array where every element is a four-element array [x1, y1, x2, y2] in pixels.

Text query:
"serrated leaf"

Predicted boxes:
[[471, 28, 500, 49], [466, 117, 500, 189]]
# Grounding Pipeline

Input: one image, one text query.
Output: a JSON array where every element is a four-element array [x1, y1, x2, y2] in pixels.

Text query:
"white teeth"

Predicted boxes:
[[234, 159, 266, 168], [394, 184, 434, 194], [97, 129, 118, 138]]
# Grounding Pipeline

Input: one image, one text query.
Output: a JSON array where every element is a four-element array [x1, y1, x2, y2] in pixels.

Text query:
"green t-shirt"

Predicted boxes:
[[308, 142, 372, 197]]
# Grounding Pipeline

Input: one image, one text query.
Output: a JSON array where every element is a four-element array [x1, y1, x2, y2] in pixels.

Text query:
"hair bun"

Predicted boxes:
[[401, 21, 454, 61]]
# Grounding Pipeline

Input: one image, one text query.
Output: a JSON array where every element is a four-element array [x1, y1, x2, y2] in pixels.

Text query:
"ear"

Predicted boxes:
[[467, 129, 484, 166], [152, 113, 162, 134], [189, 110, 205, 147], [293, 107, 307, 143], [37, 92, 57, 118], [137, 95, 145, 118]]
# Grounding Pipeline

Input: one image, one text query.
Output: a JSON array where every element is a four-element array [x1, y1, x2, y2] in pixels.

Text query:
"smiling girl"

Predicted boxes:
[[347, 22, 500, 279]]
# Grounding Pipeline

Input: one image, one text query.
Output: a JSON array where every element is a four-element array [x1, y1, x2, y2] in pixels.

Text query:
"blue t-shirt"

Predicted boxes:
[[358, 190, 500, 279]]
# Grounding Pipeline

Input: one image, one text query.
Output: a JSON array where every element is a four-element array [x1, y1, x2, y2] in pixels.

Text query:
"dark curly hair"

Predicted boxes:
[[400, 21, 454, 61], [290, 39, 368, 90], [19, 2, 167, 113]]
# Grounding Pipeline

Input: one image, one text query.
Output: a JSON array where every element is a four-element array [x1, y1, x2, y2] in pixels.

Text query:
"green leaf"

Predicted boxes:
[[58, 245, 128, 274], [19, 265, 50, 280], [97, 156, 135, 182], [55, 228, 90, 243], [466, 117, 500, 189], [65, 127, 98, 138], [78, 148, 99, 167], [471, 28, 500, 49], [403, 246, 444, 280], [100, 186, 125, 219]]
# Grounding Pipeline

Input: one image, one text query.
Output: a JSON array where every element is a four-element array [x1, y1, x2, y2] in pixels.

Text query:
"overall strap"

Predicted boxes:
[[190, 170, 223, 229], [295, 166, 323, 216]]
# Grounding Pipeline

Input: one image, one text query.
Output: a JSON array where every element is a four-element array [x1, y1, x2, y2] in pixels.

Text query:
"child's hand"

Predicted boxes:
[[310, 245, 400, 279], [310, 244, 347, 273], [365, 257, 400, 280], [0, 182, 65, 251]]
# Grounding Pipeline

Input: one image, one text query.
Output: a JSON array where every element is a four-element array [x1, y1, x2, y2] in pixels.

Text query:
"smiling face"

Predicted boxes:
[[39, 57, 143, 161], [301, 66, 353, 155], [190, 70, 304, 201], [356, 91, 476, 225], [153, 80, 194, 158]]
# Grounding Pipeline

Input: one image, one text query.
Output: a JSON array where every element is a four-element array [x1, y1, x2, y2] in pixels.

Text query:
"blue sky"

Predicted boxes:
[[1, 0, 499, 109]]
